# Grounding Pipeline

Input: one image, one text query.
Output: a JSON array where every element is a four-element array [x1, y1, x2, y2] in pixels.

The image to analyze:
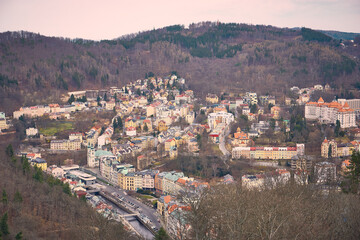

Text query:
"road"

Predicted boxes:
[[83, 167, 161, 230], [219, 125, 231, 157], [102, 184, 161, 230]]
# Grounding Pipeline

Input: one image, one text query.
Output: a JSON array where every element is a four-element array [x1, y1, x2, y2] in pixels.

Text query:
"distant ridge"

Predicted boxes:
[[319, 30, 360, 40], [0, 22, 359, 114]]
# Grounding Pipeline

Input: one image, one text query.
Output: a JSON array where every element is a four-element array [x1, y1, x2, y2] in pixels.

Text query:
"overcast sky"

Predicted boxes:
[[0, 0, 359, 40]]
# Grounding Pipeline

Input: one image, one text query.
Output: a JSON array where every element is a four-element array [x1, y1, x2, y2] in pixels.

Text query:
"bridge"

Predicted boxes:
[[86, 189, 100, 194]]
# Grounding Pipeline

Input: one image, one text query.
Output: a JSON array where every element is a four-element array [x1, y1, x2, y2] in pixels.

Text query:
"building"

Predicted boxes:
[[305, 98, 356, 128], [321, 138, 358, 158], [271, 106, 281, 119], [321, 138, 338, 158], [244, 92, 257, 105], [67, 170, 96, 185], [232, 127, 249, 146], [88, 149, 114, 168], [206, 94, 219, 104], [46, 165, 65, 178], [69, 132, 83, 142], [118, 172, 143, 191], [50, 139, 81, 150], [291, 155, 312, 171], [99, 155, 118, 180], [26, 127, 38, 137], [242, 174, 265, 189], [30, 158, 47, 171], [207, 112, 234, 130], [209, 123, 226, 143], [314, 162, 336, 184], [158, 120, 168, 132], [137, 155, 152, 170], [162, 171, 185, 195], [338, 98, 360, 116], [0, 112, 7, 130], [125, 127, 136, 137], [232, 144, 304, 160]]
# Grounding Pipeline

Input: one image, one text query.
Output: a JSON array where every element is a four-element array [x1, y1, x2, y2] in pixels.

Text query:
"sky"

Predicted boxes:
[[0, 0, 359, 41]]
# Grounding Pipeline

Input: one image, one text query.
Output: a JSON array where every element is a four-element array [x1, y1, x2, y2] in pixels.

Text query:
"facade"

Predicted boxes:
[[242, 174, 265, 189], [0, 112, 7, 130], [206, 94, 219, 103], [207, 112, 234, 130], [125, 127, 137, 137], [291, 155, 312, 171], [118, 172, 143, 191], [305, 98, 356, 128], [50, 139, 81, 150], [69, 132, 83, 142], [162, 172, 184, 195], [158, 120, 168, 132], [232, 144, 304, 160], [314, 162, 337, 184], [46, 165, 65, 178], [26, 127, 38, 137], [321, 138, 337, 158], [30, 158, 47, 171]]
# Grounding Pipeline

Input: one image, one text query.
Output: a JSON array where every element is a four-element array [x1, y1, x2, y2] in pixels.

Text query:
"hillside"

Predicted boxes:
[[0, 139, 133, 239], [1, 22, 360, 114], [320, 30, 360, 40]]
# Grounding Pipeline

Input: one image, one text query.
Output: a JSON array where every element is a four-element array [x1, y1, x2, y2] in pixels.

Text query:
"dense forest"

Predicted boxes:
[[0, 22, 360, 114], [0, 139, 134, 240]]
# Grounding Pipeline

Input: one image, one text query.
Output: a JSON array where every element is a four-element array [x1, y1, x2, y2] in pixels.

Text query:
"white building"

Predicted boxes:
[[314, 162, 336, 184], [207, 112, 234, 130], [26, 128, 38, 137], [305, 97, 356, 128]]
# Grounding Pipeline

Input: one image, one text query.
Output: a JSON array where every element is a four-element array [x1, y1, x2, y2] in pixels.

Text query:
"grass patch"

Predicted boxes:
[[140, 195, 153, 200], [39, 121, 74, 136]]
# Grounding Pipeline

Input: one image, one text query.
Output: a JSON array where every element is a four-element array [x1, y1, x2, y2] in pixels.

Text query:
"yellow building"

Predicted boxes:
[[124, 117, 137, 129], [158, 120, 168, 132], [165, 138, 177, 152], [206, 94, 219, 104], [31, 158, 47, 171], [271, 106, 281, 119], [118, 172, 142, 191]]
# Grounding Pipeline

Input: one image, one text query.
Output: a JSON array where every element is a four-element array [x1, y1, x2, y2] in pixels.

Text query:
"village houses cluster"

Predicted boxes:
[[7, 73, 360, 239]]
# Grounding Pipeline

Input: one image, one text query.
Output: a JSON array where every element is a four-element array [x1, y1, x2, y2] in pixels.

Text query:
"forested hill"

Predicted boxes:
[[1, 22, 360, 113]]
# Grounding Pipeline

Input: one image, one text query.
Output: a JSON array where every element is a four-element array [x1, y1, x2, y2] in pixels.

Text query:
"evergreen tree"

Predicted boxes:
[[2, 190, 7, 205], [0, 212, 9, 236], [113, 119, 118, 129], [124, 87, 128, 94], [68, 94, 75, 104], [118, 117, 123, 130], [32, 166, 43, 182], [148, 93, 154, 103], [345, 151, 360, 193], [15, 231, 23, 240], [22, 158, 30, 174], [13, 191, 23, 203], [144, 123, 149, 132], [154, 227, 170, 240], [63, 183, 72, 196], [5, 144, 13, 157], [328, 145, 332, 158], [335, 120, 340, 137], [136, 88, 141, 96], [104, 93, 108, 101]]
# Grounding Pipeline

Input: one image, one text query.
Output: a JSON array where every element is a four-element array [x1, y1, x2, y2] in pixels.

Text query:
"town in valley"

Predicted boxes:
[[1, 72, 360, 239]]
